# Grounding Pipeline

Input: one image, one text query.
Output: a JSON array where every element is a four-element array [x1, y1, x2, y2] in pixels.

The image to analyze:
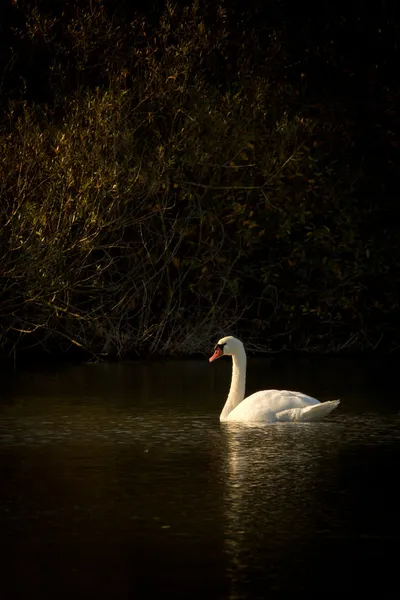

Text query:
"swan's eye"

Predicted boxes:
[[215, 343, 226, 351]]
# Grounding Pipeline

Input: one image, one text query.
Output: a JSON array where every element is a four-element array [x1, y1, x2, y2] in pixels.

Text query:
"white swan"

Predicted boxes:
[[209, 336, 340, 423]]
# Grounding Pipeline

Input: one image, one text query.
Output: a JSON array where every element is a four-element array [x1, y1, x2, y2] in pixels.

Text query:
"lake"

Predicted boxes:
[[0, 355, 399, 598]]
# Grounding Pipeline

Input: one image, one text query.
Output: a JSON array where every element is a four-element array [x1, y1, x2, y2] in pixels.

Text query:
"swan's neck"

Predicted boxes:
[[220, 349, 246, 421]]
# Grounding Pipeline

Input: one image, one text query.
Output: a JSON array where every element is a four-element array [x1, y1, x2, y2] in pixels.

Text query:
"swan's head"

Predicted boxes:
[[209, 336, 244, 362]]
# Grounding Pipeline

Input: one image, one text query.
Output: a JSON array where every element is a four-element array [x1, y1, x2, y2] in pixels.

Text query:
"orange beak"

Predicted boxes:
[[209, 347, 223, 362]]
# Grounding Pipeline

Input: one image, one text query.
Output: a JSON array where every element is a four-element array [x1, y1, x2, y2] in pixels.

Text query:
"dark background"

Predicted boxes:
[[1, 1, 399, 357]]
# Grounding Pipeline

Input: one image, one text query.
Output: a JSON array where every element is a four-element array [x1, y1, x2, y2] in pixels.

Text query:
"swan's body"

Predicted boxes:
[[209, 336, 340, 423]]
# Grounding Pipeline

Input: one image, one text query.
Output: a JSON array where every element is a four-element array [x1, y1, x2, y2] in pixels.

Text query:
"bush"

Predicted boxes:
[[0, 2, 398, 357]]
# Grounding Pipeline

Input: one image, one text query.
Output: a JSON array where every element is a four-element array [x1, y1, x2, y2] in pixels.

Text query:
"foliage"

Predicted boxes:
[[0, 1, 399, 357]]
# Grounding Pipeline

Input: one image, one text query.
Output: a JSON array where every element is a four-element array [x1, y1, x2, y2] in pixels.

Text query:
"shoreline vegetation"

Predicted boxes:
[[1, 1, 399, 361]]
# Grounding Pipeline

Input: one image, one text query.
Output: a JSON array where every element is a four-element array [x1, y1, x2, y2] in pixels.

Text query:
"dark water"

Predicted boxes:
[[0, 356, 399, 598]]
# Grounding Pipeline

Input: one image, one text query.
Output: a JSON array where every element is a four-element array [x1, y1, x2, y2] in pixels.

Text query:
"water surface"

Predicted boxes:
[[0, 357, 399, 598]]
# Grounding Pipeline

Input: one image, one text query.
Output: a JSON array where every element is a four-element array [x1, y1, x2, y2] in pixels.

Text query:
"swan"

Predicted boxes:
[[209, 336, 340, 423]]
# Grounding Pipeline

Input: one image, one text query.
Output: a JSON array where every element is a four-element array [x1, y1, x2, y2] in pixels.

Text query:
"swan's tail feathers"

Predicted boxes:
[[276, 400, 340, 423], [299, 399, 340, 421]]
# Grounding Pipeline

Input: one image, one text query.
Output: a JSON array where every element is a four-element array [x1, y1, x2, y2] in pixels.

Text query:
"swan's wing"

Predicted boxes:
[[276, 399, 340, 422], [226, 389, 320, 422]]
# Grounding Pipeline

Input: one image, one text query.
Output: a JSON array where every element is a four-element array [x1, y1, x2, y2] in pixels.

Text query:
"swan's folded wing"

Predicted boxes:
[[226, 390, 321, 423], [276, 399, 340, 422]]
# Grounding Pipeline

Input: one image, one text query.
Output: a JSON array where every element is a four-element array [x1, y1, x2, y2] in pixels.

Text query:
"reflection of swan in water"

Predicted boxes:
[[221, 423, 337, 595], [209, 336, 340, 422]]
